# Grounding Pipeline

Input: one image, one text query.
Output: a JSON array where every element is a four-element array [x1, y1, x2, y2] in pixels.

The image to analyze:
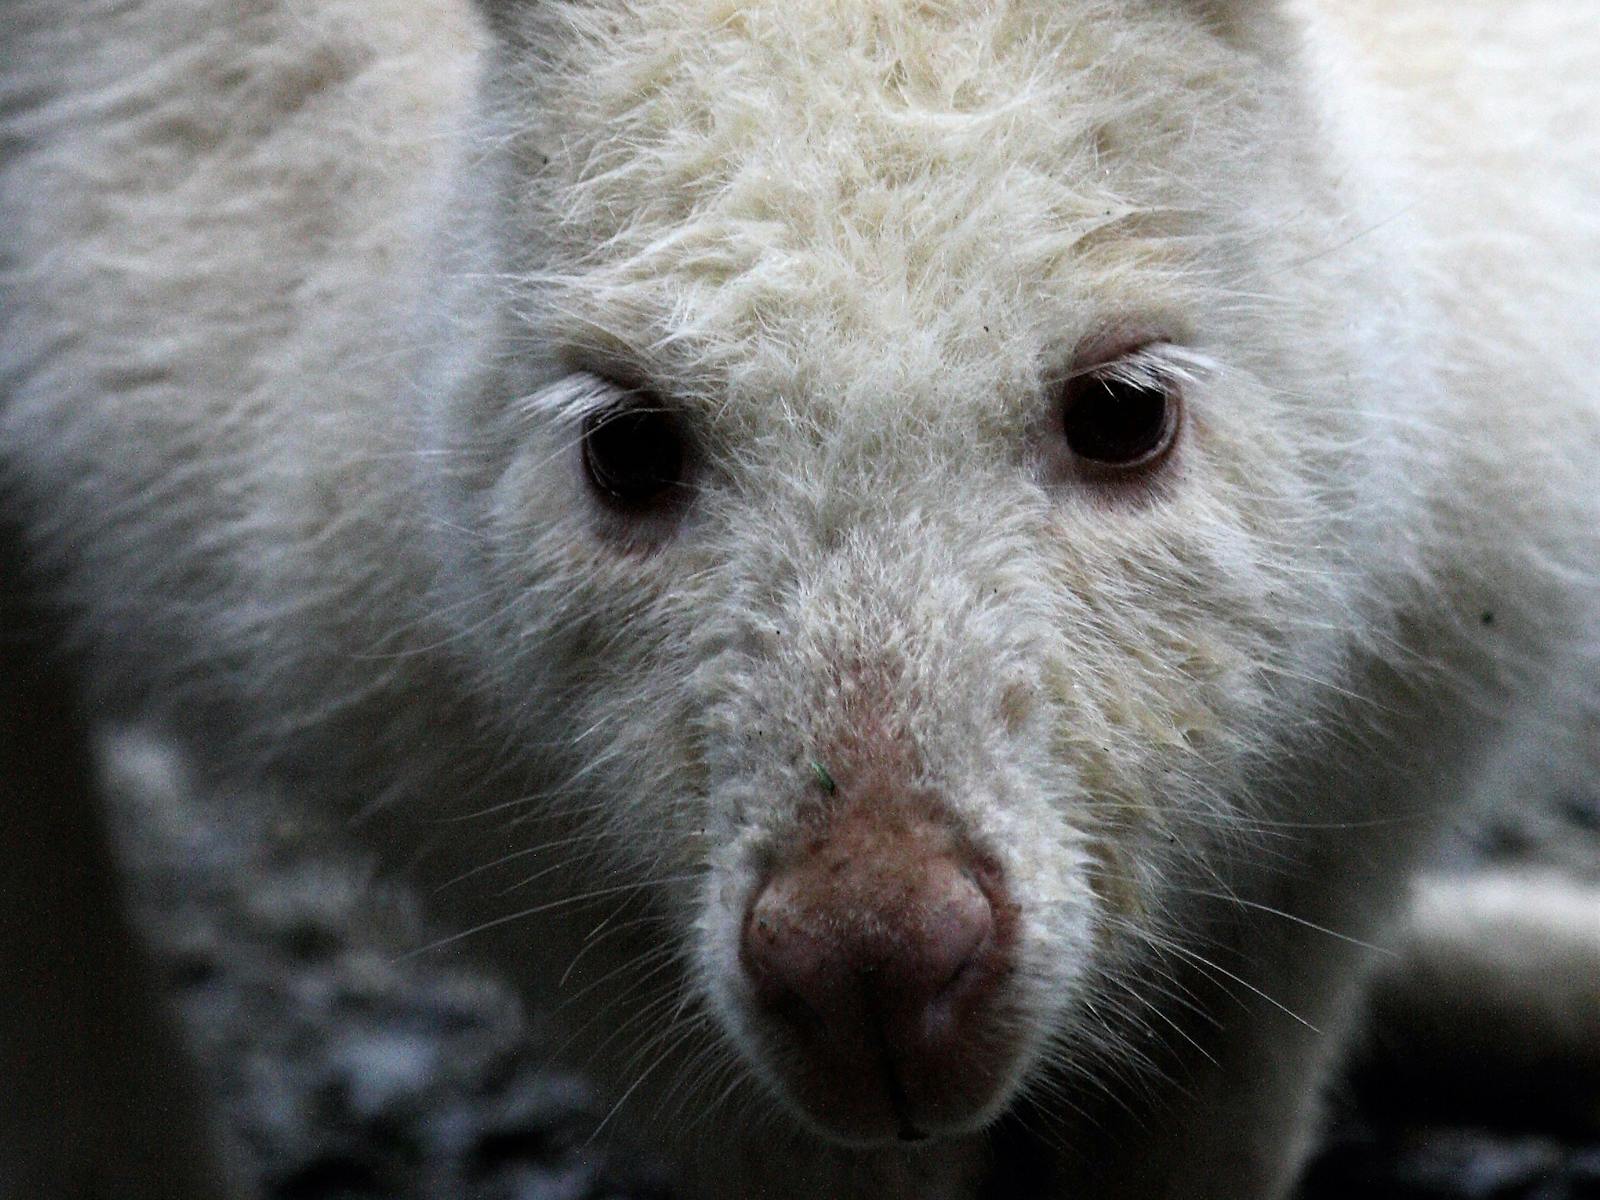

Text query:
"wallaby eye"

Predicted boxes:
[[581, 396, 686, 511], [1057, 350, 1182, 470]]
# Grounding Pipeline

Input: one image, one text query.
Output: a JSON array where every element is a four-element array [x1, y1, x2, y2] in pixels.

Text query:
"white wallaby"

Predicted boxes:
[[2, 1, 1596, 1197]]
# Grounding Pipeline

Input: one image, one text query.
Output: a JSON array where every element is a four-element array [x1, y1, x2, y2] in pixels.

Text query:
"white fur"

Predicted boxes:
[[3, 1, 1597, 1196]]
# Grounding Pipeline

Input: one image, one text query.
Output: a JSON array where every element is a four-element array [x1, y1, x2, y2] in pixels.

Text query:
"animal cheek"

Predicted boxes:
[[1086, 835, 1145, 926]]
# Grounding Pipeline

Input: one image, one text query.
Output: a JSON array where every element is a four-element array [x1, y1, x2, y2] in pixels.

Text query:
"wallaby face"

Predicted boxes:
[[424, 0, 1425, 1146]]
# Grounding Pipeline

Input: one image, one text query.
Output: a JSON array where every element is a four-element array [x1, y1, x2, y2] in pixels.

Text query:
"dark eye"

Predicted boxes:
[[581, 397, 686, 511], [1058, 359, 1181, 469]]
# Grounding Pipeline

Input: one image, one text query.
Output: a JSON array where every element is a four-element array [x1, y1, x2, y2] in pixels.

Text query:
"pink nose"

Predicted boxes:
[[740, 805, 1014, 1143]]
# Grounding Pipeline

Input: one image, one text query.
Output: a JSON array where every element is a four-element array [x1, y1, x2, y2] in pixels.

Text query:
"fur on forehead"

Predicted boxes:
[[485, 0, 1291, 413]]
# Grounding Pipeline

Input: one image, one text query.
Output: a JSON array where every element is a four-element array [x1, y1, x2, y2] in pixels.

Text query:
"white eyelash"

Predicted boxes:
[[1080, 344, 1218, 393], [518, 371, 623, 429]]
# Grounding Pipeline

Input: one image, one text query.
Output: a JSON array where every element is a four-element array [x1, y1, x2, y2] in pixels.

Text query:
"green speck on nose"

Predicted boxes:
[[809, 759, 837, 795]]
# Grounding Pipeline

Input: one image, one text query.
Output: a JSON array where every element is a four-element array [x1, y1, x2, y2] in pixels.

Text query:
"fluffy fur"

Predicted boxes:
[[2, 1, 1597, 1197]]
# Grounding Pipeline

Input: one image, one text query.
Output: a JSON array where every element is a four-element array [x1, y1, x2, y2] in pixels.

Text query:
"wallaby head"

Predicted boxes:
[[4, 0, 1599, 1193], [417, 0, 1429, 1148]]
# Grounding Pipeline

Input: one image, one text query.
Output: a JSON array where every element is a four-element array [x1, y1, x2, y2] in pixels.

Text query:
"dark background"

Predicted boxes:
[[95, 725, 1600, 1200]]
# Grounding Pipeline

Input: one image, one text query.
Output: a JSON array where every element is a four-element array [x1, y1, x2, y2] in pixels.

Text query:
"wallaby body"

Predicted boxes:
[[2, 1, 1596, 1197]]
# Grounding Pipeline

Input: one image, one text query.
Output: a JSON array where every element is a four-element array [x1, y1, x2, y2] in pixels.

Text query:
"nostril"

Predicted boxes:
[[742, 887, 842, 1034], [921, 883, 989, 977], [747, 917, 828, 1035], [910, 866, 994, 1037]]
